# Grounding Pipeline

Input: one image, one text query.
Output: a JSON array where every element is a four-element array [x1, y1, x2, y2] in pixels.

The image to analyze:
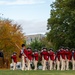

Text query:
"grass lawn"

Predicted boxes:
[[0, 70, 75, 75]]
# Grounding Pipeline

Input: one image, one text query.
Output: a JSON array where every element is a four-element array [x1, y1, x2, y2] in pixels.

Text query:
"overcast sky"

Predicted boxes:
[[0, 0, 55, 35]]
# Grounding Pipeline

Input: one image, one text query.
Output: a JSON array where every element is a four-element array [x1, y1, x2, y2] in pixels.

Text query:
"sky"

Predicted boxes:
[[0, 0, 55, 35]]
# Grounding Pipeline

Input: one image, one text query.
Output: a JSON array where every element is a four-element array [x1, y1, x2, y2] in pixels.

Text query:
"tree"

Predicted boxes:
[[29, 37, 53, 51], [29, 39, 44, 51], [41, 37, 54, 50], [0, 18, 25, 67], [47, 0, 75, 49]]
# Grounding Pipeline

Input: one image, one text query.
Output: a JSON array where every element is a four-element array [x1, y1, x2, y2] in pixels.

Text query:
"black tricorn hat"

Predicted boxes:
[[49, 48, 53, 51], [13, 52, 17, 54], [22, 44, 25, 47], [43, 47, 47, 50], [65, 47, 70, 50], [59, 46, 64, 49], [27, 47, 31, 49], [34, 49, 38, 52], [71, 48, 75, 51]]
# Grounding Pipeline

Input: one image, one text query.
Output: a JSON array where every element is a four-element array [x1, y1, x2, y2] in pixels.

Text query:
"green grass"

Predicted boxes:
[[0, 70, 75, 75]]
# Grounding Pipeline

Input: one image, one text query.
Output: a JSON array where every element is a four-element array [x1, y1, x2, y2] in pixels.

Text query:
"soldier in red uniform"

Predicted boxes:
[[26, 47, 32, 70], [48, 48, 55, 70], [41, 48, 48, 70], [40, 48, 44, 68], [32, 49, 39, 70], [59, 46, 66, 70], [19, 44, 27, 71], [65, 47, 71, 70], [11, 52, 17, 70], [55, 50, 61, 70], [71, 48, 75, 70]]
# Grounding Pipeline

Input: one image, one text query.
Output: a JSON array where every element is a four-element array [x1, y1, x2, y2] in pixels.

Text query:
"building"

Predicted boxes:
[[26, 34, 45, 45]]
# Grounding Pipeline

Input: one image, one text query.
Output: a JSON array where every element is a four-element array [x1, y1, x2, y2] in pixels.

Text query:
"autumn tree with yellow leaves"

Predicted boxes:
[[0, 18, 25, 68]]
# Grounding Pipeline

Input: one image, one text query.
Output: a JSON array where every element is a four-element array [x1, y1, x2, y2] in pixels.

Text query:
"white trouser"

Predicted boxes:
[[21, 56, 26, 70], [57, 61, 60, 70], [56, 58, 60, 70], [34, 60, 38, 70], [60, 59, 65, 70], [12, 59, 16, 70], [13, 62, 16, 70], [65, 59, 69, 70], [54, 61, 56, 70], [72, 60, 75, 70], [48, 59, 53, 70], [42, 60, 46, 70], [72, 57, 75, 70], [27, 59, 31, 70]]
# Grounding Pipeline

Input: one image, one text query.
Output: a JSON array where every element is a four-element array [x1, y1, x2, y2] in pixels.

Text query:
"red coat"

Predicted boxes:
[[48, 51, 55, 61], [24, 49, 28, 57], [27, 50, 32, 60], [56, 51, 60, 61], [11, 55, 17, 63], [41, 51, 48, 61], [71, 51, 75, 60], [65, 51, 71, 60], [59, 50, 66, 59], [33, 52, 39, 61], [19, 49, 27, 58], [73, 52, 75, 60]]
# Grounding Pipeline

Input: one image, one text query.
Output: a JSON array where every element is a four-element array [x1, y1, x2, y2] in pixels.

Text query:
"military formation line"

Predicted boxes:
[[11, 44, 75, 71]]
